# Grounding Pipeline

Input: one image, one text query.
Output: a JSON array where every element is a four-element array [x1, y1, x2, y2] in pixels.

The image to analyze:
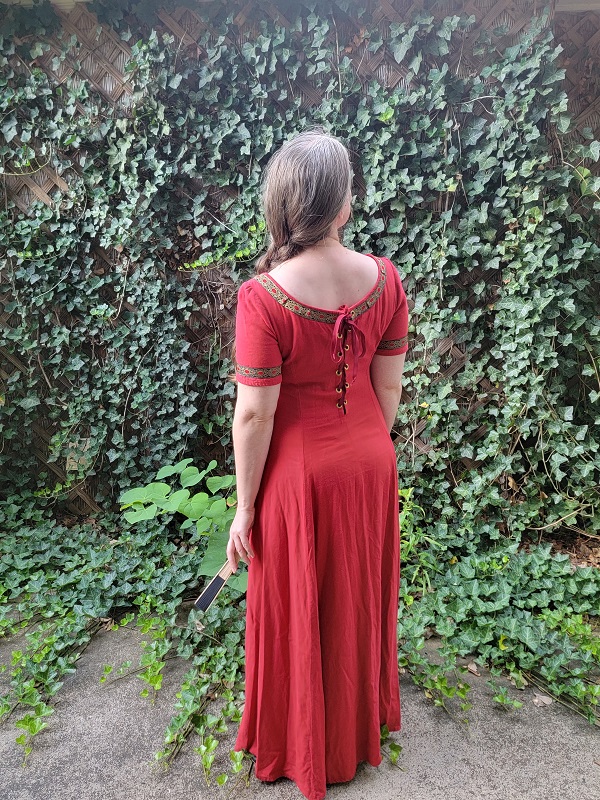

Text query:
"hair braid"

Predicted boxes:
[[253, 131, 352, 275]]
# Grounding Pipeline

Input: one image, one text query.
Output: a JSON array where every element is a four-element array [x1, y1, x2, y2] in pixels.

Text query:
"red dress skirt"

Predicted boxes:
[[234, 255, 409, 800]]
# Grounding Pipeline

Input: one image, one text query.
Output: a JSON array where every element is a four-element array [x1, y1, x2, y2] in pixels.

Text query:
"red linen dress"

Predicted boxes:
[[234, 254, 409, 800]]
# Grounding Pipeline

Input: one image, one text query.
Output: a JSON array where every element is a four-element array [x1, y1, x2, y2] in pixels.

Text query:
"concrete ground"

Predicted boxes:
[[0, 624, 598, 800]]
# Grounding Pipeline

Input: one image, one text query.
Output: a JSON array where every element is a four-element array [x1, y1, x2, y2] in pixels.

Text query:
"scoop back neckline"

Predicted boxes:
[[262, 253, 384, 314]]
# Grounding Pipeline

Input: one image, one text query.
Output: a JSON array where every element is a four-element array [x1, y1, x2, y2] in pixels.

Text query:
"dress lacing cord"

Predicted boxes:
[[331, 306, 367, 414]]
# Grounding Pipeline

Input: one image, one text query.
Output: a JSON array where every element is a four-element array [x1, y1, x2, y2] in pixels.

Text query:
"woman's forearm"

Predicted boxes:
[[232, 410, 275, 510], [373, 385, 402, 433]]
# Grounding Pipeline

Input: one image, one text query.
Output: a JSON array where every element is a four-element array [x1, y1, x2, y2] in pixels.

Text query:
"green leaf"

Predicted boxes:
[[155, 488, 190, 512], [206, 475, 235, 494], [204, 497, 227, 519], [199, 529, 229, 576], [120, 483, 170, 506], [388, 741, 402, 764], [124, 504, 158, 523], [156, 459, 194, 479], [179, 493, 209, 519], [180, 467, 203, 488], [196, 517, 211, 534], [19, 396, 40, 411], [144, 483, 172, 500], [119, 487, 148, 505]]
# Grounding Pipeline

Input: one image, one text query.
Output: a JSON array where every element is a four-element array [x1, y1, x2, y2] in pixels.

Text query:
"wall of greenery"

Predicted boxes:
[[1, 1, 599, 535], [0, 0, 599, 777]]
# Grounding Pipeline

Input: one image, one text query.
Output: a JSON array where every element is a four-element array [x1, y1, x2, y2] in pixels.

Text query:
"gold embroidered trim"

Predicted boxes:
[[236, 364, 282, 379], [253, 258, 387, 323], [377, 336, 409, 351]]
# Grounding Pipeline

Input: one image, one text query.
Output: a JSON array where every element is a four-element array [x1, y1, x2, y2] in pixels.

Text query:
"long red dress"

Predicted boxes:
[[233, 254, 409, 800]]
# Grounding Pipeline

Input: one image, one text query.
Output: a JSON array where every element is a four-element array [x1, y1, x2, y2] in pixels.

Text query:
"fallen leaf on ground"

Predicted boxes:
[[532, 691, 553, 706], [467, 662, 481, 676]]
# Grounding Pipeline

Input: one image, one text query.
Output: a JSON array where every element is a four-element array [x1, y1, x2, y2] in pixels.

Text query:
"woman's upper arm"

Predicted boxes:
[[375, 260, 410, 357], [235, 382, 281, 421], [234, 281, 283, 419], [235, 281, 283, 383], [370, 353, 406, 391]]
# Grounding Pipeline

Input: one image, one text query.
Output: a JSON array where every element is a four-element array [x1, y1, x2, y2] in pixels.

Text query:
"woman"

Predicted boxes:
[[226, 131, 409, 800]]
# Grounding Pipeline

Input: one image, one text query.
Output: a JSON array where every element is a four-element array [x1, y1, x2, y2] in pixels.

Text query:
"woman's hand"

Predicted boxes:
[[227, 507, 256, 573]]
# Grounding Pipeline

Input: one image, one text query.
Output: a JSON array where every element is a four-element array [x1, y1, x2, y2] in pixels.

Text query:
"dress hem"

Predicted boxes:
[[241, 721, 402, 800]]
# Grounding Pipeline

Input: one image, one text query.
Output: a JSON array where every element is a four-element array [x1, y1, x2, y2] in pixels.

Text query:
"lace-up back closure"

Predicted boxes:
[[252, 254, 388, 414], [331, 307, 366, 414]]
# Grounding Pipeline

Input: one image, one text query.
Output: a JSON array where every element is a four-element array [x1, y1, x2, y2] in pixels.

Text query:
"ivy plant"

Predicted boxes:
[[0, 0, 598, 782]]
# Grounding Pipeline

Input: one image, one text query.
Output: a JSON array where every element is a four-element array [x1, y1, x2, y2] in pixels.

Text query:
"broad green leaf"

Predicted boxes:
[[124, 504, 158, 523], [119, 487, 149, 505], [156, 459, 194, 479], [196, 517, 211, 534], [198, 528, 229, 576], [206, 475, 235, 494], [120, 483, 170, 506], [156, 488, 190, 512], [179, 493, 209, 519], [180, 467, 203, 488], [204, 497, 227, 519], [144, 483, 172, 501], [199, 529, 248, 592]]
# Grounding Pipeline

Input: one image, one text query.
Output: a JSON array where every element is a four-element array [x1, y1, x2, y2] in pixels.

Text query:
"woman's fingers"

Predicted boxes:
[[237, 531, 255, 560], [227, 507, 255, 572], [227, 530, 254, 572], [226, 537, 239, 573]]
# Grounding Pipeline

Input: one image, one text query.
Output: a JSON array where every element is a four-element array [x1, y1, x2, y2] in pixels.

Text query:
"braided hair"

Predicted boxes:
[[255, 131, 353, 274]]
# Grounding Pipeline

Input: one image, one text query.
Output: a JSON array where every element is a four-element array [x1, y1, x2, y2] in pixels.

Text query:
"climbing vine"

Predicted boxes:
[[0, 0, 599, 783]]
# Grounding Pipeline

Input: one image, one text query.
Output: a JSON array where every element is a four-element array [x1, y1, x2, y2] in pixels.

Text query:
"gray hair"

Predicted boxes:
[[255, 131, 353, 274]]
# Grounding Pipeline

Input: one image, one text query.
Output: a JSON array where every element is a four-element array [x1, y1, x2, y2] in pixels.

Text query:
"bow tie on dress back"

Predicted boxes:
[[331, 306, 367, 414]]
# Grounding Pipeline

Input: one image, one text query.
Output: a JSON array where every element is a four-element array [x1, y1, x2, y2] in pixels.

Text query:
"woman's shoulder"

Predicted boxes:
[[237, 272, 283, 318], [238, 272, 268, 294]]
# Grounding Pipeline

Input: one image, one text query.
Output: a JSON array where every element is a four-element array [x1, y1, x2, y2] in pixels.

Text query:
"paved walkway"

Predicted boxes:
[[1, 624, 598, 800]]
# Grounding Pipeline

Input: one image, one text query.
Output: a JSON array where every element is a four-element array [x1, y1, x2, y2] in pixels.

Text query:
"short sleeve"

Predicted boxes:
[[376, 262, 409, 356], [234, 281, 283, 386]]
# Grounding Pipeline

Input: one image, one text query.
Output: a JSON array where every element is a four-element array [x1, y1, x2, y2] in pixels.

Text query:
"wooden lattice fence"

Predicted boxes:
[[1, 0, 599, 514]]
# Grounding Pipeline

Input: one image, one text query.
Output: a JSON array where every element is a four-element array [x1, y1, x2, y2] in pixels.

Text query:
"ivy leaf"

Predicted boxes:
[[18, 396, 40, 410], [1, 116, 17, 143]]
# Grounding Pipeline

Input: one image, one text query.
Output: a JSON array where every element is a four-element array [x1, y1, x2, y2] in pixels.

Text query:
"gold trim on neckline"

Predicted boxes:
[[253, 257, 387, 323]]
